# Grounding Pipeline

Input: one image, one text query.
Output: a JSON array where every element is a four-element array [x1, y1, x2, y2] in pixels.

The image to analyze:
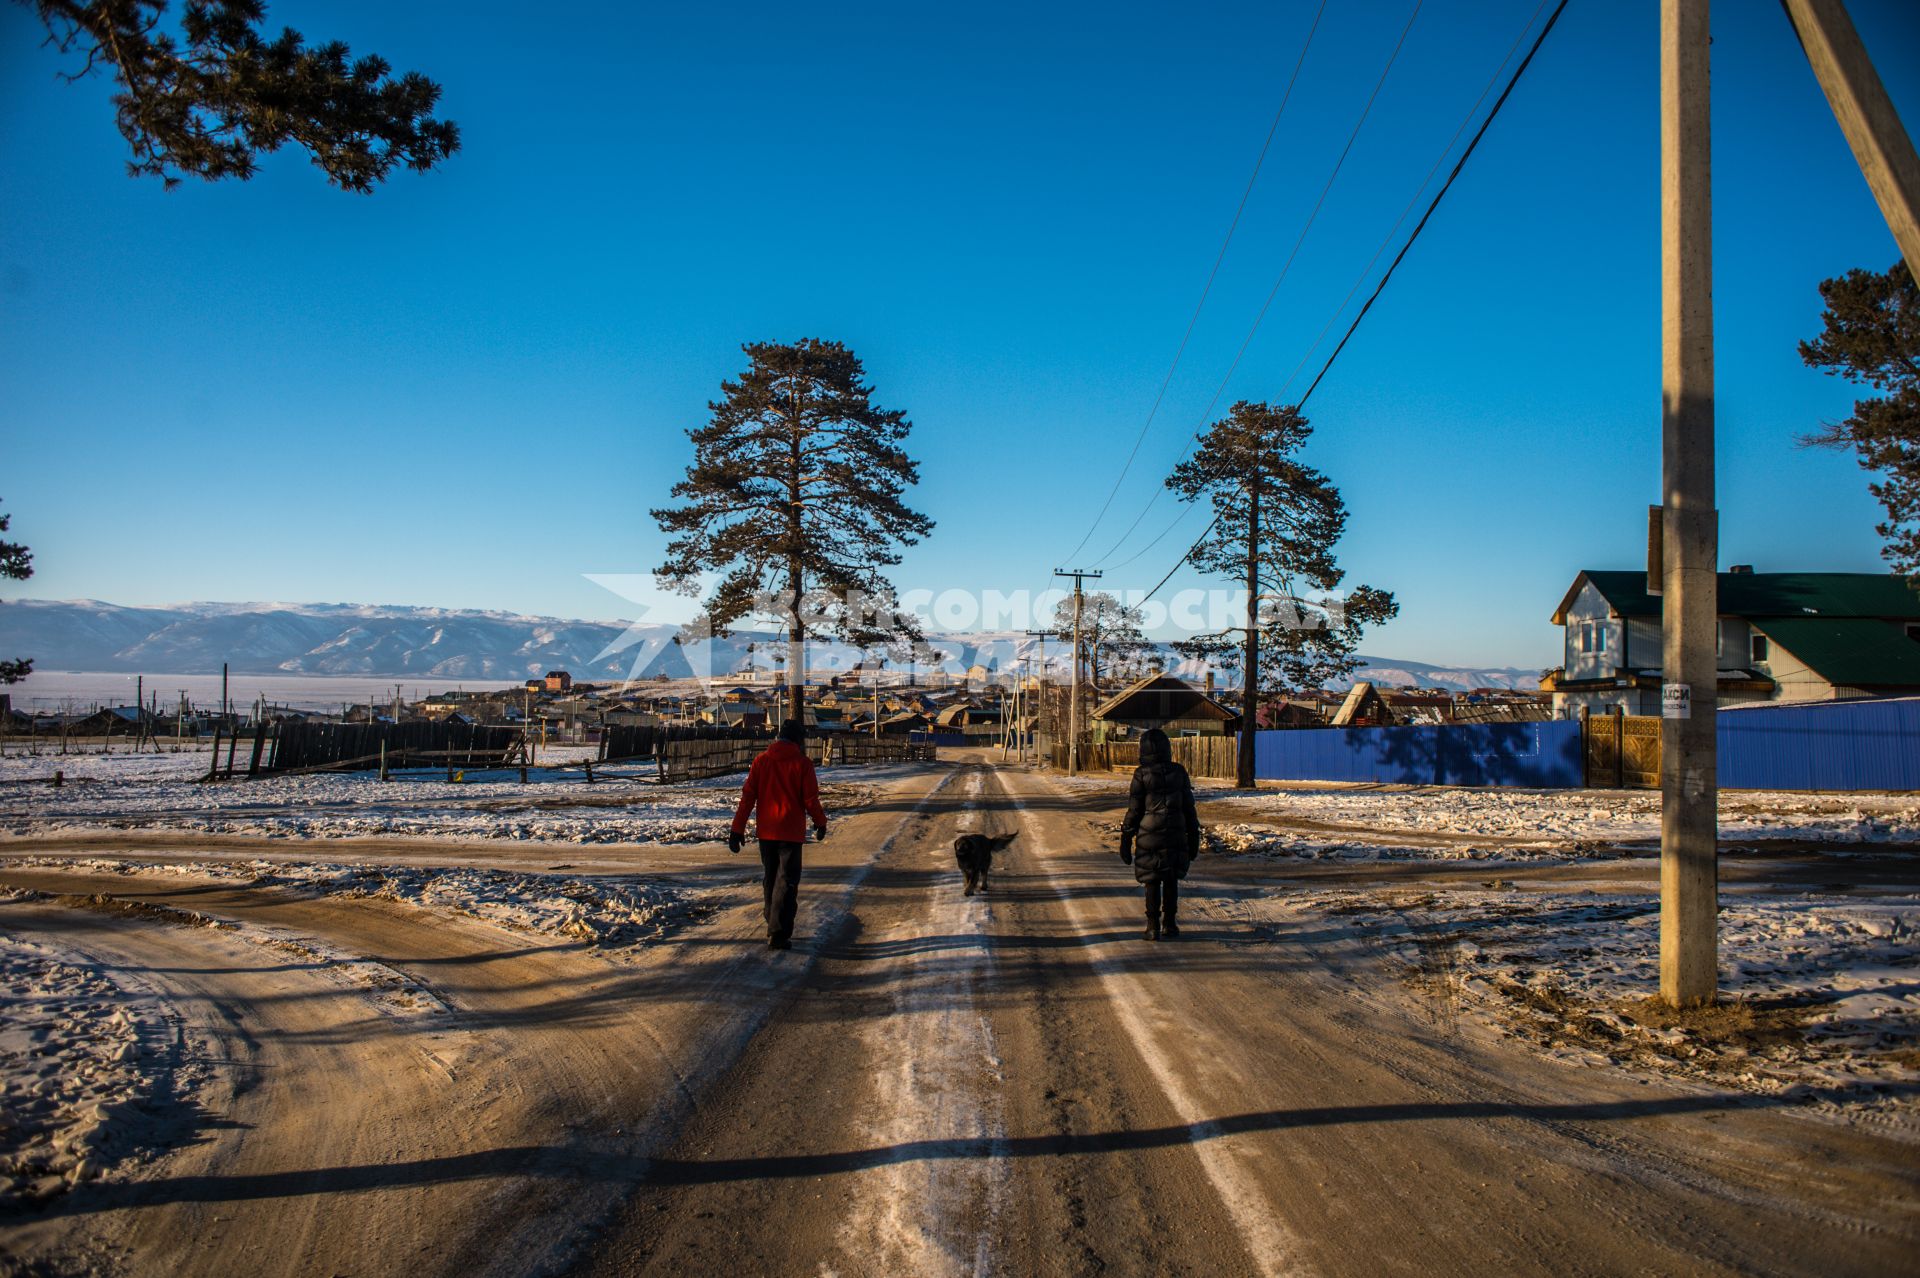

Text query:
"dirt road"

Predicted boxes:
[[3, 758, 1915, 1276]]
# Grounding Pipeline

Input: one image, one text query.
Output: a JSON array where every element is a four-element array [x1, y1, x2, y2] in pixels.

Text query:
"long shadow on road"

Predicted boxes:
[[41, 1088, 1907, 1215]]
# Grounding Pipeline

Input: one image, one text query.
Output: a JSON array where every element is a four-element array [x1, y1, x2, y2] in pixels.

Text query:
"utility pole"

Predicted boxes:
[[1238, 477, 1262, 790], [1023, 629, 1051, 764], [1782, 0, 1920, 273], [1053, 569, 1101, 775], [1660, 0, 1718, 1008]]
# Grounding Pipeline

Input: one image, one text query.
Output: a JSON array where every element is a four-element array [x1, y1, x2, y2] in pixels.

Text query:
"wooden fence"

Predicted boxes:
[[814, 737, 936, 767], [660, 733, 938, 782], [264, 721, 520, 775], [658, 738, 767, 783], [1043, 735, 1237, 780], [601, 722, 768, 763]]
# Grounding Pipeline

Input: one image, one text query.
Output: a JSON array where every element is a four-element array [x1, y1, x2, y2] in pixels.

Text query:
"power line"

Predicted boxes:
[[1134, 0, 1572, 609], [1090, 0, 1425, 569], [1057, 0, 1331, 567], [1110, 0, 1551, 578], [1274, 0, 1553, 403], [1296, 0, 1572, 407]]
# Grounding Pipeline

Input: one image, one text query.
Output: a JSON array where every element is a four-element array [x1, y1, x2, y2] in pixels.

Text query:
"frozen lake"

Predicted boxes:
[[5, 670, 522, 713]]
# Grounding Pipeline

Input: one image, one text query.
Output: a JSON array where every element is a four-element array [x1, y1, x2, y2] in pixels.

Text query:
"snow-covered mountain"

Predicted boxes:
[[0, 600, 1540, 691]]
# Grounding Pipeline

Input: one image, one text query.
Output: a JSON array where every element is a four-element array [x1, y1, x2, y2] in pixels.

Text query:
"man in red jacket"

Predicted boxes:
[[729, 718, 829, 950]]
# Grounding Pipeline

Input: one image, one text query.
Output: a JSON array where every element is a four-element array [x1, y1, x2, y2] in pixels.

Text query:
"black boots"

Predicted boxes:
[[1144, 880, 1180, 940]]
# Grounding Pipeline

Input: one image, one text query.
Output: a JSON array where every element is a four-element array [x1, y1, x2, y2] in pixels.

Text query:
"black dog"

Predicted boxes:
[[953, 832, 1016, 896]]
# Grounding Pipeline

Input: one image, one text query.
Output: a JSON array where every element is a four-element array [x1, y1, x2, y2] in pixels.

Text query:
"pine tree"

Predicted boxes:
[[1167, 401, 1397, 786], [22, 0, 459, 191], [1, 503, 34, 685], [1799, 260, 1920, 586], [654, 339, 933, 723]]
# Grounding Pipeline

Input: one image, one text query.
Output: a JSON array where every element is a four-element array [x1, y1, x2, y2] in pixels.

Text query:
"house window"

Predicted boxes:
[[1751, 633, 1769, 663]]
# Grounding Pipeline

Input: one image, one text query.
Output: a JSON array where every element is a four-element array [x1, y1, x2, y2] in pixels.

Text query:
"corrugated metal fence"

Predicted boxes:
[[1241, 700, 1917, 791], [1253, 721, 1585, 788], [1716, 697, 1920, 791]]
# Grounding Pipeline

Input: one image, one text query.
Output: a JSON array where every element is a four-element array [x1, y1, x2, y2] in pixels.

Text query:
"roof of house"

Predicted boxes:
[[1329, 681, 1391, 727], [1753, 616, 1920, 688], [1089, 674, 1235, 724], [1553, 570, 1920, 625]]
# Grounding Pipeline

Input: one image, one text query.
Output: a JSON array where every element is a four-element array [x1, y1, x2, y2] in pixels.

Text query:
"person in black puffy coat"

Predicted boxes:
[[1118, 727, 1202, 940]]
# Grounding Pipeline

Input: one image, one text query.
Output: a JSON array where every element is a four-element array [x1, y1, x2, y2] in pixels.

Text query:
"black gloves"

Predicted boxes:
[[727, 830, 744, 855], [812, 822, 829, 843], [1119, 833, 1133, 865]]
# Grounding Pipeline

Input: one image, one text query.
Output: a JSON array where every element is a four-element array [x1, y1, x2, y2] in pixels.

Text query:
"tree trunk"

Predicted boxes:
[[1238, 484, 1260, 789], [786, 378, 805, 728]]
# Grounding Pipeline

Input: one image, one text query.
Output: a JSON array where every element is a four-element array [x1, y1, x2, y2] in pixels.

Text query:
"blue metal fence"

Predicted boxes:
[[1253, 720, 1585, 789], [909, 731, 971, 747], [1718, 697, 1920, 791]]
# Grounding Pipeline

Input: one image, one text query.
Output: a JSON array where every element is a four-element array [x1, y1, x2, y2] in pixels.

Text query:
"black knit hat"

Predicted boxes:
[[778, 717, 806, 745]]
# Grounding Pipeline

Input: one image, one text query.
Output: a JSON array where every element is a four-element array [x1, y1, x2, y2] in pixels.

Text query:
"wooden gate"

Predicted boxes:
[[1584, 711, 1661, 789]]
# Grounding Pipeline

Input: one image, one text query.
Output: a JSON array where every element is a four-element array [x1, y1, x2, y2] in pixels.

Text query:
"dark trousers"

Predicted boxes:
[[759, 839, 804, 941], [1144, 876, 1179, 926]]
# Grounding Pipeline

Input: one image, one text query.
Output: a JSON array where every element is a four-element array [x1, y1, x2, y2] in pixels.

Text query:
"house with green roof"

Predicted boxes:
[[1542, 569, 1920, 716]]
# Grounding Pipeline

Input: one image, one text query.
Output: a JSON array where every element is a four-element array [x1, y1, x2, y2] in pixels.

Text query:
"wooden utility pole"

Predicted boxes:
[[1024, 629, 1051, 761], [1782, 0, 1920, 274], [1053, 570, 1101, 774], [1660, 0, 1719, 1008]]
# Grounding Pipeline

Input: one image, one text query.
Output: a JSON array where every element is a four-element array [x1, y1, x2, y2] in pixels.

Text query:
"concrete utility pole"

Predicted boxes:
[[1660, 0, 1719, 1008], [1054, 570, 1101, 775], [1782, 0, 1920, 274]]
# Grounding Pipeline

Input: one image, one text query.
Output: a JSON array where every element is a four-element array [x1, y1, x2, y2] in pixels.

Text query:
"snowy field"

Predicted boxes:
[[0, 750, 907, 845], [1206, 784, 1920, 849], [1047, 765, 1920, 862], [1277, 884, 1920, 1125]]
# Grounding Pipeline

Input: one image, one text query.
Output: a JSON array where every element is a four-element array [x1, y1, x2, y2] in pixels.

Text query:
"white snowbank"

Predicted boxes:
[[1286, 884, 1920, 1119], [1210, 785, 1920, 848], [8, 857, 712, 950]]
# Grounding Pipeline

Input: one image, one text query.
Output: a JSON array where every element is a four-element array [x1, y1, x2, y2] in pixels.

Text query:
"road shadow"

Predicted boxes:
[[33, 1086, 1914, 1217]]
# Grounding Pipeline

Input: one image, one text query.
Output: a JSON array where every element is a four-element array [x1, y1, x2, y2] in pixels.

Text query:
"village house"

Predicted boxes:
[[543, 670, 573, 694], [935, 701, 1003, 729], [1088, 674, 1237, 741], [1328, 681, 1395, 727], [1543, 569, 1920, 717]]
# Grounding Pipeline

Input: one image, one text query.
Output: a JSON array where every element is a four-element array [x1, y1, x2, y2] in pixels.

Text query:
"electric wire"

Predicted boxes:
[[1273, 0, 1552, 404], [1132, 0, 1573, 608], [1054, 0, 1331, 569], [1088, 0, 1425, 570], [1099, 0, 1552, 577]]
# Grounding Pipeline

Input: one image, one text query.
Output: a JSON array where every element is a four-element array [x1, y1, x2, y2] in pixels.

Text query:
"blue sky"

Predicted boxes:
[[2, 0, 1915, 668]]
